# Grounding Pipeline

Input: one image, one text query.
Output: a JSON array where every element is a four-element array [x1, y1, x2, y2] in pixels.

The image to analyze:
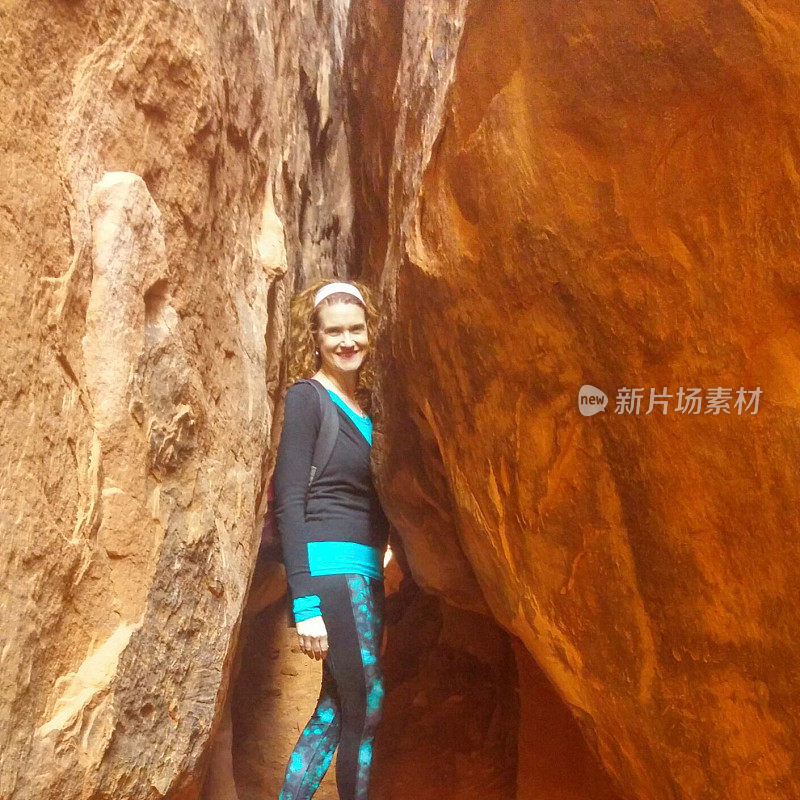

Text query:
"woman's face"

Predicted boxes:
[[315, 301, 369, 375]]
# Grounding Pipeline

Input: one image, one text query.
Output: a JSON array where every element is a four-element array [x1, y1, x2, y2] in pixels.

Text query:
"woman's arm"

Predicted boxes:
[[272, 381, 323, 622]]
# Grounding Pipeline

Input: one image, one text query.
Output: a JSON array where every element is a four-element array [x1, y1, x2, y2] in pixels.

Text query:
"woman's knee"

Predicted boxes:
[[363, 676, 385, 729]]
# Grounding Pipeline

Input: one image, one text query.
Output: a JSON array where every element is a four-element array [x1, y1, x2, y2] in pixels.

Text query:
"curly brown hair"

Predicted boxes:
[[286, 279, 381, 414]]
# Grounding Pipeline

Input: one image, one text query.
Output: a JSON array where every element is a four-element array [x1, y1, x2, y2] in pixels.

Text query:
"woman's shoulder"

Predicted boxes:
[[285, 379, 321, 408]]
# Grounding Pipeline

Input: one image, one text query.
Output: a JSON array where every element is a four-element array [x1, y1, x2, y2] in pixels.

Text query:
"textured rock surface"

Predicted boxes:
[[0, 1, 350, 798], [513, 639, 622, 800], [358, 2, 800, 799]]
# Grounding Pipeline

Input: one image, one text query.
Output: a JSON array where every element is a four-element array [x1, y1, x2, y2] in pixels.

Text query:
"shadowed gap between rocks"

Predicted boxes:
[[201, 544, 625, 800]]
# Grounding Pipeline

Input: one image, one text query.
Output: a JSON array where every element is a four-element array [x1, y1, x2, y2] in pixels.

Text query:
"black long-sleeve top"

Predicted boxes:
[[272, 380, 390, 621]]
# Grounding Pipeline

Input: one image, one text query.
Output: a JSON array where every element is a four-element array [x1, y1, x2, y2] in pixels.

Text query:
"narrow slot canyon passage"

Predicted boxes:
[[203, 548, 623, 800]]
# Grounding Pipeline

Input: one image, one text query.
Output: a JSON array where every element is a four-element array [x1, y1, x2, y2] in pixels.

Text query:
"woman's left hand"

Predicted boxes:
[[295, 615, 329, 660]]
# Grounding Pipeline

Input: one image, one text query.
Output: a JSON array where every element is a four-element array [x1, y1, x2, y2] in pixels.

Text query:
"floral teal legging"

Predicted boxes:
[[278, 573, 385, 800]]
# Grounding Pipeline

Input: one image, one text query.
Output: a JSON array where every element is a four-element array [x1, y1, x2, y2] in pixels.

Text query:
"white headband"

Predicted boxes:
[[313, 282, 365, 308]]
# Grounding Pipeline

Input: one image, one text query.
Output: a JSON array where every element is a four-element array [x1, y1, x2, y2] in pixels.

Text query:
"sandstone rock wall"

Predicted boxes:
[[0, 1, 350, 798], [356, 2, 800, 798]]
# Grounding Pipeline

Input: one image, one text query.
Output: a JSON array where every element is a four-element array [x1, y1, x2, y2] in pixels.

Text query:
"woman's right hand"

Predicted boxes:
[[295, 615, 329, 660]]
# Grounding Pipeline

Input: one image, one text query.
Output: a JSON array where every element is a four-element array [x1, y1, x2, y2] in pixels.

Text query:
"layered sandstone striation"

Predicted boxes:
[[356, 1, 800, 799], [0, 1, 351, 798]]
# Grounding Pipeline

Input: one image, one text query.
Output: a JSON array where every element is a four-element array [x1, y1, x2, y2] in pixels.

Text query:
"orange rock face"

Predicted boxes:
[[354, 1, 800, 798], [0, 2, 351, 798]]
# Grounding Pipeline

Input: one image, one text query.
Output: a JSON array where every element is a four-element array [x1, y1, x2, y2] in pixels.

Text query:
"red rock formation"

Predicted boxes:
[[354, 1, 800, 798], [0, 1, 351, 798]]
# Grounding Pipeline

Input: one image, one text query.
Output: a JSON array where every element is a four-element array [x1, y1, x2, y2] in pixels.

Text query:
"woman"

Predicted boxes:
[[273, 279, 390, 800]]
